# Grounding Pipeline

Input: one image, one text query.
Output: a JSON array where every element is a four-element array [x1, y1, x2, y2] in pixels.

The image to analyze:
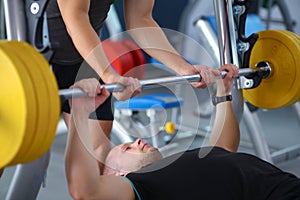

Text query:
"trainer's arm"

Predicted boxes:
[[57, 0, 116, 82], [65, 79, 134, 199], [124, 0, 212, 88], [209, 65, 240, 152], [57, 0, 141, 100]]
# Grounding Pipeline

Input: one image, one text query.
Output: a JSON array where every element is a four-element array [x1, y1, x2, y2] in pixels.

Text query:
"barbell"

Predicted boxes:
[[59, 66, 271, 101], [0, 30, 299, 169]]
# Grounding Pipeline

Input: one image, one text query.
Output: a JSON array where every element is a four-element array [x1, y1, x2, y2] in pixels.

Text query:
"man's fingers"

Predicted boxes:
[[72, 78, 104, 98], [94, 86, 110, 105]]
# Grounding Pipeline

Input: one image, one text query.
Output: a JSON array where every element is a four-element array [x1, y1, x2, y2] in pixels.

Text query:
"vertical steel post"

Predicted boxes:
[[243, 105, 273, 162], [3, 0, 27, 40], [213, 0, 244, 121], [5, 152, 51, 200]]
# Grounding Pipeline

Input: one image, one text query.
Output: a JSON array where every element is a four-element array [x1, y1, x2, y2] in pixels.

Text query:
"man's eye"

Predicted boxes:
[[121, 145, 131, 151]]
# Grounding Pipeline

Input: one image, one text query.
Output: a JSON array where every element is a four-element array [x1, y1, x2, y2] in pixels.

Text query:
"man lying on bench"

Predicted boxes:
[[66, 64, 300, 200]]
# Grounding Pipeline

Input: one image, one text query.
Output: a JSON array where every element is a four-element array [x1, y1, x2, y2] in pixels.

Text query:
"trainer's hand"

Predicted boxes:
[[70, 78, 110, 114], [110, 76, 141, 101], [179, 64, 220, 89]]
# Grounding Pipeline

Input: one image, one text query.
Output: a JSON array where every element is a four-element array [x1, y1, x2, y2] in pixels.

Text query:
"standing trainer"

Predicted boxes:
[[46, 0, 211, 168]]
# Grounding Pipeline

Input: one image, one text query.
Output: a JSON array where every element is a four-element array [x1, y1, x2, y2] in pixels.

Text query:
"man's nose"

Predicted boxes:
[[132, 138, 143, 147]]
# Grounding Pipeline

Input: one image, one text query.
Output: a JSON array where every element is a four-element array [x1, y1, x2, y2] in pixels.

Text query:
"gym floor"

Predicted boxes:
[[1, 1, 300, 199]]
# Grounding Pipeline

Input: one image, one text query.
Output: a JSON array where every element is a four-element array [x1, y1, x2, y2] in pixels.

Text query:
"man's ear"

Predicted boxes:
[[115, 171, 126, 176]]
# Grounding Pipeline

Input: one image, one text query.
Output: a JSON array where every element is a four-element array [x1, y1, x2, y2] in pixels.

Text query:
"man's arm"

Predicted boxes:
[[65, 79, 134, 199], [209, 65, 240, 152]]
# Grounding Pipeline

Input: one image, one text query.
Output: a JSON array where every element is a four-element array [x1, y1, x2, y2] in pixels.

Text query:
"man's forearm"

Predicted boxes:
[[65, 112, 101, 196], [209, 78, 240, 152], [209, 101, 240, 152]]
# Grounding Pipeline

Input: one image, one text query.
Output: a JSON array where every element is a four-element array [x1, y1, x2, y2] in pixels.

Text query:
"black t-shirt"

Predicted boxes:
[[126, 147, 300, 200], [46, 0, 114, 65]]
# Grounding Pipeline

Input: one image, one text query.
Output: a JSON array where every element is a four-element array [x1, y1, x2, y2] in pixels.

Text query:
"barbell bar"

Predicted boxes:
[[59, 65, 271, 101]]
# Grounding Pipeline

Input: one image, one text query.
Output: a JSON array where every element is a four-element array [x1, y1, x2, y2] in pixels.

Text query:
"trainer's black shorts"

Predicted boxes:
[[52, 62, 114, 120]]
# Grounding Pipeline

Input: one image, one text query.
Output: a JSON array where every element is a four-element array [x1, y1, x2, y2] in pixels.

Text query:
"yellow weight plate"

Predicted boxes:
[[0, 42, 40, 165], [24, 42, 60, 159], [23, 42, 60, 160], [243, 30, 300, 109], [0, 41, 37, 168], [279, 30, 300, 104], [1, 42, 40, 163], [14, 43, 49, 162], [13, 41, 59, 161], [0, 43, 37, 166], [7, 41, 51, 163]]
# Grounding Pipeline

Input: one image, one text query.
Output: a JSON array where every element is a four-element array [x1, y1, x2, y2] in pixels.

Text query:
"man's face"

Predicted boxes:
[[104, 138, 162, 175]]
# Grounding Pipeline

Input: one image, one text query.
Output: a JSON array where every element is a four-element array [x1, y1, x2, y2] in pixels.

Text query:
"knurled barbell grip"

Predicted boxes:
[[59, 66, 271, 101]]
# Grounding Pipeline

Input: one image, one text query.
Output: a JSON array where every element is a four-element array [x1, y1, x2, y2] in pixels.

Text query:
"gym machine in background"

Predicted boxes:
[[1, 0, 300, 199]]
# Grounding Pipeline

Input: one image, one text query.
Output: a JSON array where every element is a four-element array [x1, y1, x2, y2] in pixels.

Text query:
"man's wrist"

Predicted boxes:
[[212, 95, 232, 106]]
